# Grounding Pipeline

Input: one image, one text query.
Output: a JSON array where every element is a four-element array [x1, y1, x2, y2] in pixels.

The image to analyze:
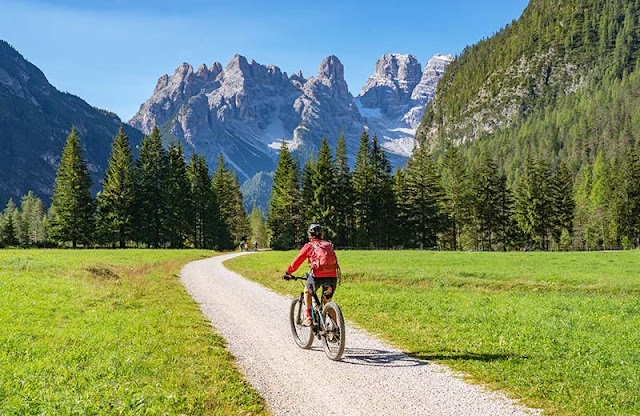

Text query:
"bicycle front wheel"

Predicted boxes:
[[290, 297, 313, 349], [322, 302, 346, 361]]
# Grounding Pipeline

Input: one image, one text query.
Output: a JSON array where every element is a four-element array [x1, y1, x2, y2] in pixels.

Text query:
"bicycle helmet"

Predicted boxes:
[[307, 223, 322, 238]]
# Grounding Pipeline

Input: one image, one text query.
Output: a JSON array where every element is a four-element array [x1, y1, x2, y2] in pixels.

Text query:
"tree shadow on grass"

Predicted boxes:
[[408, 350, 529, 362]]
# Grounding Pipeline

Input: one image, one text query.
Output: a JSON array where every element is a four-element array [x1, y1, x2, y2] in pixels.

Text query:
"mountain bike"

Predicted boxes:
[[286, 274, 346, 361]]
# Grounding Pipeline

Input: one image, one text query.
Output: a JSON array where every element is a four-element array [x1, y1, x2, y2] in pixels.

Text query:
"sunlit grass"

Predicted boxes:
[[226, 250, 640, 416], [0, 249, 267, 415]]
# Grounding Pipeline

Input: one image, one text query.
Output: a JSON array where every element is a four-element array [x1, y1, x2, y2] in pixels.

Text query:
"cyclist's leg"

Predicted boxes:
[[320, 278, 338, 321], [304, 275, 315, 316]]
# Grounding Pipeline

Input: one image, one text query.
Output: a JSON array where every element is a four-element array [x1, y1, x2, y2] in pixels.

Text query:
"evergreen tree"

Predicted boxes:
[[333, 131, 354, 247], [267, 142, 302, 250], [469, 153, 501, 250], [134, 126, 168, 248], [249, 204, 268, 248], [573, 165, 594, 248], [1, 199, 18, 246], [17, 192, 46, 246], [352, 130, 374, 247], [230, 172, 251, 246], [188, 154, 217, 249], [514, 156, 554, 249], [494, 173, 517, 251], [551, 161, 576, 245], [624, 146, 640, 246], [165, 142, 191, 248], [96, 126, 134, 248], [50, 127, 95, 248], [392, 167, 411, 247], [212, 154, 238, 249], [441, 144, 469, 250], [404, 147, 447, 248], [370, 134, 396, 248], [310, 138, 337, 240], [589, 150, 609, 247]]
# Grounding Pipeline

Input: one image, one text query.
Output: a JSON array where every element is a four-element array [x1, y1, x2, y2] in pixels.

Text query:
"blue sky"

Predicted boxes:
[[0, 0, 529, 121]]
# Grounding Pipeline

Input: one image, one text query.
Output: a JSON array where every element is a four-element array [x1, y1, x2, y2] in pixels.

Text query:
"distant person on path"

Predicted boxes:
[[254, 241, 258, 251], [283, 224, 339, 327], [239, 241, 244, 252], [244, 242, 249, 252]]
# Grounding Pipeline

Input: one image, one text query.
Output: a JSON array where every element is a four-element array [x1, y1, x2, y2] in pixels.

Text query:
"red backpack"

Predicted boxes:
[[310, 240, 338, 272]]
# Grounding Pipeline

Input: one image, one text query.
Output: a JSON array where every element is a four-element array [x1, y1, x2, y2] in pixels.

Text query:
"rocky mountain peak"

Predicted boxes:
[[318, 55, 344, 81], [358, 53, 422, 116], [411, 54, 452, 102]]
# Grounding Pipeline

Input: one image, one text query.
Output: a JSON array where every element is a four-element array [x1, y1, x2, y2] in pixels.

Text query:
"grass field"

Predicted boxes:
[[226, 250, 640, 416], [0, 249, 267, 415]]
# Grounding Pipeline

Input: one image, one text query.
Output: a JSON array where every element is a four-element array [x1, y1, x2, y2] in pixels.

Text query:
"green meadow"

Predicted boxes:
[[226, 250, 640, 416], [0, 250, 267, 415]]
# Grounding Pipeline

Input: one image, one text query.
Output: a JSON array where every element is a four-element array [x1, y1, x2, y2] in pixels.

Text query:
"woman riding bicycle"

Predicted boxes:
[[283, 224, 339, 327]]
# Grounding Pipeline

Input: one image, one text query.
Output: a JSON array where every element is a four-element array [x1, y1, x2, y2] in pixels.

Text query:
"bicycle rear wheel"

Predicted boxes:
[[321, 302, 345, 361], [290, 297, 313, 349]]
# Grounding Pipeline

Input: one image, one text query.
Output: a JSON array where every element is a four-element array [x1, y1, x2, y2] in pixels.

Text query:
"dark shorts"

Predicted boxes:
[[305, 275, 338, 299]]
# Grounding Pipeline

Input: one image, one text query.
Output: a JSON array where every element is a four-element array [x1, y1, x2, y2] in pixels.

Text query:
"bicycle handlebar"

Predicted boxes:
[[284, 274, 305, 281]]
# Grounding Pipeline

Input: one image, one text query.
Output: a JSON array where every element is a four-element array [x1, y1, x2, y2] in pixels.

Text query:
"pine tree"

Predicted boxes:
[[230, 172, 251, 246], [50, 127, 95, 248], [134, 126, 168, 247], [310, 138, 337, 240], [514, 156, 555, 249], [441, 144, 469, 250], [589, 150, 608, 247], [494, 173, 517, 251], [469, 153, 501, 250], [404, 147, 446, 248], [188, 154, 217, 249], [1, 199, 18, 246], [249, 204, 268, 248], [267, 142, 302, 250], [573, 165, 594, 248], [392, 167, 411, 247], [333, 131, 353, 247], [165, 142, 191, 248], [352, 130, 374, 247], [551, 161, 576, 245], [212, 154, 237, 249], [624, 146, 640, 247], [17, 192, 46, 246], [370, 134, 396, 248], [96, 126, 134, 248]]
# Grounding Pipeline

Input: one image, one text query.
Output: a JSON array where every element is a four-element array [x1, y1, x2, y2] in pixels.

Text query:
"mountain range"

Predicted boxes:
[[0, 42, 449, 210], [129, 53, 451, 182]]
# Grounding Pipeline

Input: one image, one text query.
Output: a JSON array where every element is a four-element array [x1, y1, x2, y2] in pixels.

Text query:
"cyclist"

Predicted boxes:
[[283, 224, 339, 327]]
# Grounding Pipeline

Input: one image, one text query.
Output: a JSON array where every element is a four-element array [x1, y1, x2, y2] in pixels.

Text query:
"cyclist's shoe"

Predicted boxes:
[[301, 317, 312, 327]]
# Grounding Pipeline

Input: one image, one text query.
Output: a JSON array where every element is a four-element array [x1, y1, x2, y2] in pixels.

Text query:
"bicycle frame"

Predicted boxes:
[[296, 274, 328, 337]]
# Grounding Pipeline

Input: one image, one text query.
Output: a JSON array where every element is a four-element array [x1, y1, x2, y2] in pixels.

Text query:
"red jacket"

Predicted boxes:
[[286, 239, 337, 277]]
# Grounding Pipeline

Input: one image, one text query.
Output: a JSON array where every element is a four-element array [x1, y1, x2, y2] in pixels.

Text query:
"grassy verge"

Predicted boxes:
[[225, 250, 640, 416], [0, 249, 267, 415]]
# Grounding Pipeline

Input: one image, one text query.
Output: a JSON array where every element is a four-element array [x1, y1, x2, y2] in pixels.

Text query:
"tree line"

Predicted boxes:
[[0, 126, 257, 249], [267, 129, 640, 251]]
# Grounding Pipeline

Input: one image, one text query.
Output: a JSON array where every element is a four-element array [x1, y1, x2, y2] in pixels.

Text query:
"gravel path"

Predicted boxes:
[[181, 252, 541, 416]]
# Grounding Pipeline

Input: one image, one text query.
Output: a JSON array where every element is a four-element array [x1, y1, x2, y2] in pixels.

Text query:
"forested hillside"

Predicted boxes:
[[409, 0, 640, 249], [418, 0, 640, 149]]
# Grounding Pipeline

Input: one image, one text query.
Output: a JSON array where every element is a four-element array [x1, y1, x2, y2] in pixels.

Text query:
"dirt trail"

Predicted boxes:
[[181, 252, 540, 416]]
